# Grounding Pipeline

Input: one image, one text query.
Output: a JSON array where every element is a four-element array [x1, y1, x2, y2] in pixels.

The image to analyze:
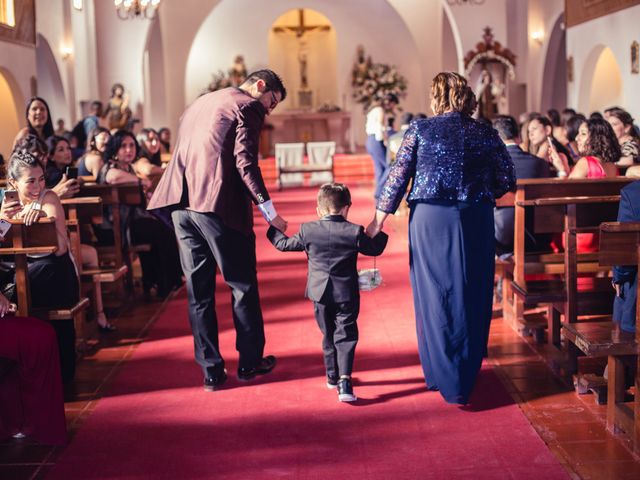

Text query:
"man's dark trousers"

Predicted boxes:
[[172, 209, 265, 378], [313, 297, 360, 378]]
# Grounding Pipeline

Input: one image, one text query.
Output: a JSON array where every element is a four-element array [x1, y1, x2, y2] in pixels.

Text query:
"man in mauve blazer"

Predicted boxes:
[[148, 70, 288, 391]]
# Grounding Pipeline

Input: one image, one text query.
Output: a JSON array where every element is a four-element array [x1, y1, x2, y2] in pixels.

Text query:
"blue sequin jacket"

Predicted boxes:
[[377, 112, 516, 213]]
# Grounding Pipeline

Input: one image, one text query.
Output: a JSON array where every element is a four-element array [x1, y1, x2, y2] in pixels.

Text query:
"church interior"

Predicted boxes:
[[1, 0, 640, 479]]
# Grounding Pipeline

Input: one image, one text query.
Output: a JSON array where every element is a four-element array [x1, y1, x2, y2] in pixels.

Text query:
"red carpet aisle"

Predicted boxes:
[[47, 187, 569, 480]]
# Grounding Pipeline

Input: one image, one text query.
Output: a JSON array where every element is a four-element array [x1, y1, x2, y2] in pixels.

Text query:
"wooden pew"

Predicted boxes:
[[563, 221, 639, 452], [62, 197, 128, 327], [77, 182, 148, 294], [504, 178, 633, 337], [0, 219, 90, 340]]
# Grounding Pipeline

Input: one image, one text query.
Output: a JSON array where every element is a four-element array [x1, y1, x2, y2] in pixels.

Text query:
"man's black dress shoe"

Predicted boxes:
[[237, 355, 277, 381], [203, 370, 227, 391]]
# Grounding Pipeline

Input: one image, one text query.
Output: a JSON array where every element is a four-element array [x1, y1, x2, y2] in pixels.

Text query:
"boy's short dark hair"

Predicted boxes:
[[317, 183, 352, 213]]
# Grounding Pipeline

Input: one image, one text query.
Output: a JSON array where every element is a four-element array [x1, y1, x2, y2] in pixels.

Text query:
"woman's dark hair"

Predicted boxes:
[[582, 117, 622, 163], [565, 114, 587, 142], [12, 134, 48, 164], [111, 83, 125, 96], [45, 135, 70, 158], [103, 129, 140, 162], [590, 111, 604, 120], [529, 113, 573, 162], [607, 107, 640, 140], [547, 109, 561, 127], [87, 127, 111, 152], [8, 150, 45, 181], [244, 69, 287, 101], [561, 108, 577, 126], [24, 96, 54, 139]]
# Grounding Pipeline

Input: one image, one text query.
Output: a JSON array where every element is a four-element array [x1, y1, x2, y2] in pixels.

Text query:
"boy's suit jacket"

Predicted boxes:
[[267, 215, 388, 303]]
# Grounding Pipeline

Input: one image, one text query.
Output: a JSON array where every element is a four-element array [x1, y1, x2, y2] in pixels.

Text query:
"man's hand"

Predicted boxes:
[[270, 215, 288, 233], [52, 174, 80, 199], [0, 292, 12, 318]]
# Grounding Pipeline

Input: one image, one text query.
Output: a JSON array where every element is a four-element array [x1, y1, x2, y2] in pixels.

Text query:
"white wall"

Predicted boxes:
[[567, 5, 640, 120]]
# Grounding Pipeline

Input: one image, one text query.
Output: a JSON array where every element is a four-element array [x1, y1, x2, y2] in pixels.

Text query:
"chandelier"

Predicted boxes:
[[446, 0, 485, 5], [114, 0, 161, 20]]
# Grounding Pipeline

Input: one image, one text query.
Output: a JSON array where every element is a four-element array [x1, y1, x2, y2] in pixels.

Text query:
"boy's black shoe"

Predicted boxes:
[[326, 375, 339, 389], [237, 355, 277, 381], [337, 377, 357, 402], [203, 370, 227, 391]]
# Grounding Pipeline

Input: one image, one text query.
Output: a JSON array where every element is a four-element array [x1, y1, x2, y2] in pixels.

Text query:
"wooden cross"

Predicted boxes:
[[272, 9, 330, 38]]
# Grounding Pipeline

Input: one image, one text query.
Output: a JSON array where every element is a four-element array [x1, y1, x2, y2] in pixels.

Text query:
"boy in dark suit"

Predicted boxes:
[[267, 183, 388, 402]]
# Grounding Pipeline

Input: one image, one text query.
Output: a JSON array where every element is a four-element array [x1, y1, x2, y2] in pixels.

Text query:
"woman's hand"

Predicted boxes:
[[0, 292, 13, 317], [53, 174, 80, 199], [22, 203, 43, 226], [366, 210, 389, 238], [547, 137, 569, 176], [0, 199, 21, 219]]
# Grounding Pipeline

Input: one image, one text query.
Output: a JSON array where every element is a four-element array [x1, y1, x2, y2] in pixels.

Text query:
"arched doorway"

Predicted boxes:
[[0, 68, 22, 157], [540, 15, 567, 112], [35, 34, 69, 127], [268, 8, 337, 111], [579, 46, 623, 114]]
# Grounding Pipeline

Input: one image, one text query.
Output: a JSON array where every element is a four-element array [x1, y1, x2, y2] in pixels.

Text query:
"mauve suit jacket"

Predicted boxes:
[[267, 216, 388, 303], [147, 87, 270, 236]]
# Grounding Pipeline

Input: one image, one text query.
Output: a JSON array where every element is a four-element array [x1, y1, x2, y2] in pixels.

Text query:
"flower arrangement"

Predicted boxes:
[[351, 47, 408, 112]]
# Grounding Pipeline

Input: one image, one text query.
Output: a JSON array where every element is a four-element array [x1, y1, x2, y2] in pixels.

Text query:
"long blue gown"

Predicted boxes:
[[377, 112, 516, 404]]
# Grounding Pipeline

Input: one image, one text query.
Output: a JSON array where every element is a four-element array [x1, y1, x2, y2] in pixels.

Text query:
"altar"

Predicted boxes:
[[265, 110, 354, 155]]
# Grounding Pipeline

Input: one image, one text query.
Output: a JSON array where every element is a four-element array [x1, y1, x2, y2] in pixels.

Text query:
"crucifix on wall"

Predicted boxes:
[[273, 8, 331, 109]]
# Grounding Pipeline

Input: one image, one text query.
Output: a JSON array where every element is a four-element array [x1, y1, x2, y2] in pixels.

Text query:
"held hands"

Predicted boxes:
[[366, 210, 389, 238], [270, 215, 288, 233]]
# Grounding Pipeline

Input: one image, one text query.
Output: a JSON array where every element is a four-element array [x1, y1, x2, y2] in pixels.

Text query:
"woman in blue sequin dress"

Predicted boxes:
[[367, 72, 516, 404]]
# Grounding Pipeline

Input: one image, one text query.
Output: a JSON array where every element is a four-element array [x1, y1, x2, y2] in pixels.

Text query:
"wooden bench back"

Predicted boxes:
[[0, 219, 58, 317], [599, 222, 640, 268]]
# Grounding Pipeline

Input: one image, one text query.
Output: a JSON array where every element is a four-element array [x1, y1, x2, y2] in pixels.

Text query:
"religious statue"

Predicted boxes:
[[475, 69, 506, 120], [298, 52, 309, 90], [229, 55, 247, 87], [103, 83, 131, 130], [352, 45, 372, 87]]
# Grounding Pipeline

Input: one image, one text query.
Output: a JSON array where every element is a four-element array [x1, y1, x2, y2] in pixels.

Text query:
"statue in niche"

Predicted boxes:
[[352, 45, 372, 88], [229, 55, 247, 87], [475, 69, 507, 120]]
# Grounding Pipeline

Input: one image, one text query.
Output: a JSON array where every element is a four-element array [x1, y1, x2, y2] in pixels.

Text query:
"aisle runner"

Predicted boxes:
[[48, 187, 569, 480]]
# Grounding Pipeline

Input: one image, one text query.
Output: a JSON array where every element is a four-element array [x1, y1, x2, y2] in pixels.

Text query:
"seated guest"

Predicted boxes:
[[13, 135, 79, 199], [564, 114, 587, 162], [612, 180, 640, 333], [78, 127, 110, 178], [0, 295, 67, 445], [83, 101, 103, 139], [492, 115, 551, 255], [157, 127, 171, 154], [44, 136, 73, 187], [605, 107, 640, 167], [0, 150, 80, 383], [134, 128, 164, 179], [97, 130, 182, 298], [528, 113, 572, 175], [12, 97, 54, 149]]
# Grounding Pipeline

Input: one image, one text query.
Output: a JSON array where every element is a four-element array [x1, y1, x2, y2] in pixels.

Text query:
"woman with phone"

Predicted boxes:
[[0, 150, 80, 382], [97, 130, 182, 299], [527, 113, 571, 177]]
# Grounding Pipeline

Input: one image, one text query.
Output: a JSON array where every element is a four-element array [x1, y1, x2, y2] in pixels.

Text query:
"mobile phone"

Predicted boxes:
[[0, 219, 11, 237], [3, 190, 18, 205], [65, 166, 79, 179]]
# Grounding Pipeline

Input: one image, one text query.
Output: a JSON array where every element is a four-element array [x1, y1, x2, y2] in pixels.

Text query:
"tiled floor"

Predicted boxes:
[[1, 292, 639, 479]]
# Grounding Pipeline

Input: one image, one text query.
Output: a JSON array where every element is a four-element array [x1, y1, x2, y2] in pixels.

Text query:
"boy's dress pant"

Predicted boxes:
[[313, 298, 359, 378]]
